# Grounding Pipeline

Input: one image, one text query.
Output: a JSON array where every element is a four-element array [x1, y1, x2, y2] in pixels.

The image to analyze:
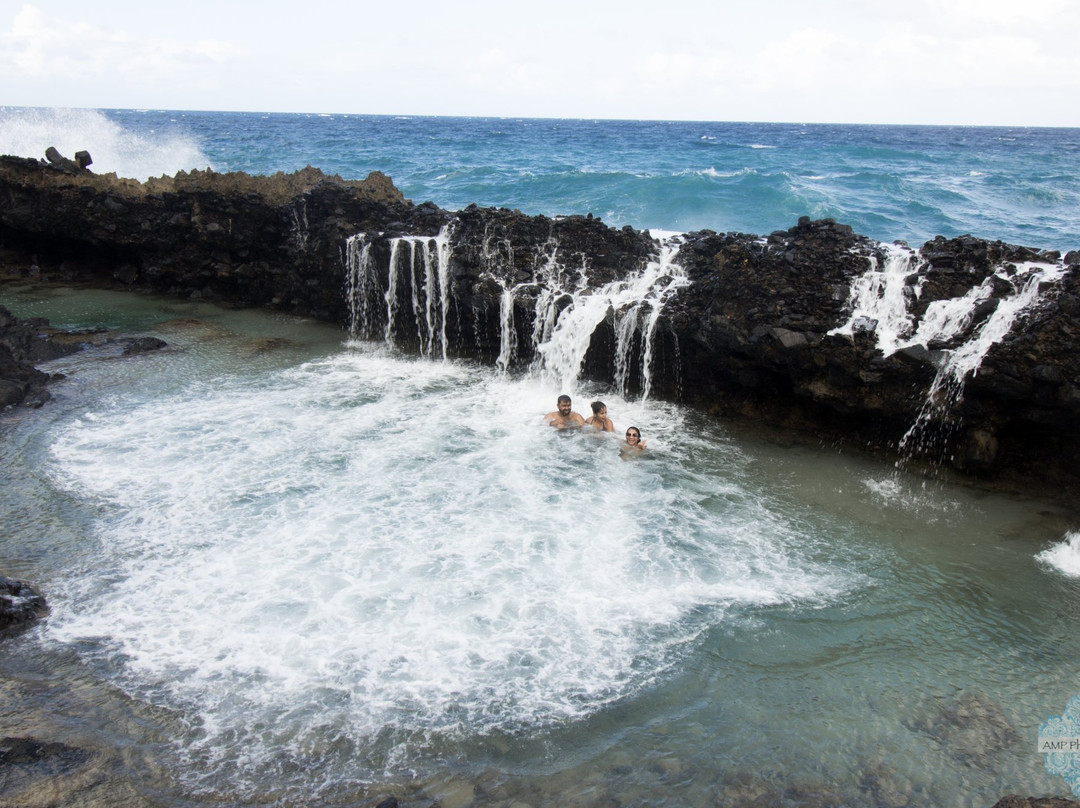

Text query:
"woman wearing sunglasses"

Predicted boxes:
[[620, 427, 647, 459]]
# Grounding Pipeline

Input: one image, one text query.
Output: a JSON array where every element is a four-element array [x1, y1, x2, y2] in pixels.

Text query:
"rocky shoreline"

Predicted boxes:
[[0, 302, 167, 409], [2, 152, 1078, 502]]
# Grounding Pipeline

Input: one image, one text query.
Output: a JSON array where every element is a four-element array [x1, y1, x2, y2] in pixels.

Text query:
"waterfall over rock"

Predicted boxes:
[[343, 217, 681, 398], [1, 157, 1078, 495]]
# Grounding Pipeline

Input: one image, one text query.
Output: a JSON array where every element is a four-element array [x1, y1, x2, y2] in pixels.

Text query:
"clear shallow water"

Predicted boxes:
[[2, 285, 1079, 807], [2, 107, 1079, 250]]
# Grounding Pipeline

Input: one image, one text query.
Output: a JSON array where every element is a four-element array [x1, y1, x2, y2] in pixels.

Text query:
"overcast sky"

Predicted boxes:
[[2, 0, 1078, 127]]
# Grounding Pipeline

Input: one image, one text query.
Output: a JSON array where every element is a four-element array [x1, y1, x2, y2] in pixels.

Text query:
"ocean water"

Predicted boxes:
[[1, 108, 1080, 807], [2, 106, 1080, 250]]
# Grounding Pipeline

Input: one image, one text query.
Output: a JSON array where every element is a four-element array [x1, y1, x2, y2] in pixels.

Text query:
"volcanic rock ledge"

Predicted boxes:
[[1, 155, 1078, 499]]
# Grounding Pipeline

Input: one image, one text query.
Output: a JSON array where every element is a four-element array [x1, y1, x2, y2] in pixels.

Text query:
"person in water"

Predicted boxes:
[[544, 394, 586, 430], [584, 401, 614, 432], [620, 426, 647, 458]]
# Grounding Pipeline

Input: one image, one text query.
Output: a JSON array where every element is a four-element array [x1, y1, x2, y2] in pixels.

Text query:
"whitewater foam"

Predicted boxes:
[[44, 347, 850, 784], [0, 107, 211, 180], [1037, 532, 1080, 577]]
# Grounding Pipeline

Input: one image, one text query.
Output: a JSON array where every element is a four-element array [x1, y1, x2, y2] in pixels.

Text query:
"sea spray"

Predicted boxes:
[[0, 107, 212, 180], [1037, 532, 1080, 577]]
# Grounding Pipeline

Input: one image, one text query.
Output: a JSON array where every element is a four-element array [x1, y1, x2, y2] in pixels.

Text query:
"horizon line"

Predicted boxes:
[[3, 104, 1079, 131]]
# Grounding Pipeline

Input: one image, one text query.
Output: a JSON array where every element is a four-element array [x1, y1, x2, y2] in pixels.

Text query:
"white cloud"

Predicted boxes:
[[1, 0, 1078, 125], [635, 50, 730, 87], [924, 0, 1069, 25], [746, 28, 851, 91], [2, 3, 245, 97]]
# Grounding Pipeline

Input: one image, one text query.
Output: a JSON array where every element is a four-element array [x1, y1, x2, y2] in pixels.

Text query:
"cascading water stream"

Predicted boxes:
[[509, 233, 688, 396], [346, 227, 688, 398], [832, 245, 1067, 464], [345, 226, 454, 357], [896, 260, 1067, 462], [829, 243, 922, 355], [345, 234, 376, 341]]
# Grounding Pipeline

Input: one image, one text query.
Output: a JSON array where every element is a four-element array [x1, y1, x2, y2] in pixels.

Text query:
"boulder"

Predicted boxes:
[[0, 575, 47, 633]]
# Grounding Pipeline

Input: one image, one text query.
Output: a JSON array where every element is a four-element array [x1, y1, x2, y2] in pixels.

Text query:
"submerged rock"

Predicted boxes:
[[0, 304, 168, 410], [913, 691, 1020, 769], [118, 336, 168, 356], [0, 575, 47, 633], [0, 737, 94, 798]]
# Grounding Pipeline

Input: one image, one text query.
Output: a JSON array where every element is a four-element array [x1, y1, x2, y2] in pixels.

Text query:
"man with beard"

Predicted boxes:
[[544, 394, 585, 430]]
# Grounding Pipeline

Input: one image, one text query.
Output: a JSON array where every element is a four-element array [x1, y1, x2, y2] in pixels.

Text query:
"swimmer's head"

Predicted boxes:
[[591, 401, 606, 415]]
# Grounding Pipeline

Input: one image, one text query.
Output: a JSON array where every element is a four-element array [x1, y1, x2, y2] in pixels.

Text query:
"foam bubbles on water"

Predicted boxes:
[[45, 348, 854, 786], [861, 475, 963, 522], [0, 107, 211, 180], [1037, 532, 1080, 577]]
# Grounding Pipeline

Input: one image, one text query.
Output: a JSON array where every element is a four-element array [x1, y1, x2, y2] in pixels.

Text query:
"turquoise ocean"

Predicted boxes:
[[3, 107, 1080, 249], [1, 106, 1080, 808]]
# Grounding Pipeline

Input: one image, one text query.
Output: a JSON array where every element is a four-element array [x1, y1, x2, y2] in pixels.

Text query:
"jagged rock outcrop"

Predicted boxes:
[[664, 222, 1080, 490], [0, 305, 65, 408], [0, 156, 414, 322], [665, 220, 887, 421], [1, 156, 1077, 496]]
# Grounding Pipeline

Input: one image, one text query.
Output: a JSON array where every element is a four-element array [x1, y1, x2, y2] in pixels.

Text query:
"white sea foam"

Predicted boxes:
[[832, 248, 1065, 374], [1037, 532, 1080, 577], [0, 107, 211, 180], [862, 475, 961, 520], [695, 167, 758, 179], [45, 347, 850, 781], [829, 243, 921, 354]]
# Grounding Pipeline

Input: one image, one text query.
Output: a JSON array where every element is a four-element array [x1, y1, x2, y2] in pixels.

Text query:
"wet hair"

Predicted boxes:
[[626, 427, 641, 438], [591, 401, 606, 415], [557, 394, 572, 405]]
